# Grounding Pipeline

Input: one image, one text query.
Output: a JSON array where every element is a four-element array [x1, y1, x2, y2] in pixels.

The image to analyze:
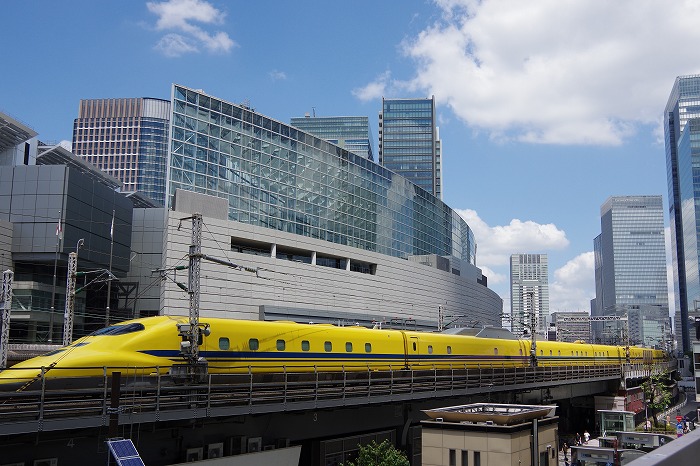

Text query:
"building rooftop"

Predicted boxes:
[[423, 403, 557, 425], [0, 112, 37, 151]]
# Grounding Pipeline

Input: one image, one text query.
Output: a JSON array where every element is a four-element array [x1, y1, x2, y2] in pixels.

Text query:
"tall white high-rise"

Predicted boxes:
[[510, 254, 549, 337]]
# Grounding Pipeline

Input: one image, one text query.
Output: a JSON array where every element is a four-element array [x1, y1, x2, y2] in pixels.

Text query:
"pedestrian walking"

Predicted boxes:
[[583, 430, 590, 444]]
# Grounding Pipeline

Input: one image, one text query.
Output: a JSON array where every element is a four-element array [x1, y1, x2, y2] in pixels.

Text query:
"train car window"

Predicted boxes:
[[549, 350, 552, 356], [325, 341, 332, 352], [44, 349, 65, 356], [346, 342, 353, 352], [92, 323, 145, 336], [277, 339, 286, 351], [494, 348, 498, 355], [558, 350, 561, 356], [365, 343, 372, 353], [413, 342, 417, 351], [519, 349, 523, 356], [540, 350, 543, 356], [302, 340, 310, 351], [447, 346, 452, 354], [428, 345, 433, 354], [219, 337, 230, 350], [249, 338, 259, 350]]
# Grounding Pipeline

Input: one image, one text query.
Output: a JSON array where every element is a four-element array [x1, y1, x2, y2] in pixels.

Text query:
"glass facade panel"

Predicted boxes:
[[168, 86, 475, 263]]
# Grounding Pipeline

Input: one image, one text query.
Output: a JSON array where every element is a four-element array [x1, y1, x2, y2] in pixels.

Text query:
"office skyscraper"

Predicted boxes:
[[665, 75, 700, 353], [379, 97, 442, 199], [290, 115, 374, 161], [72, 98, 171, 206], [510, 254, 549, 337], [592, 196, 669, 345]]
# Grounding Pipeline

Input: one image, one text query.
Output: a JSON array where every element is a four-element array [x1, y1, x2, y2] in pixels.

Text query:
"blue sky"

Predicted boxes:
[[3, 0, 700, 317]]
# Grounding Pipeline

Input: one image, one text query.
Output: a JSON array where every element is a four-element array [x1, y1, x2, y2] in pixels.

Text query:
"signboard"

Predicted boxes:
[[676, 422, 683, 437]]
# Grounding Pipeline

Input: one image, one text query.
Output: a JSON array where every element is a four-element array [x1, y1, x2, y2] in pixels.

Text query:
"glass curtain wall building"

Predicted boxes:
[[167, 85, 475, 264], [72, 98, 171, 206], [379, 97, 442, 200], [592, 196, 668, 344], [509, 254, 549, 337], [289, 115, 374, 161], [665, 74, 700, 352]]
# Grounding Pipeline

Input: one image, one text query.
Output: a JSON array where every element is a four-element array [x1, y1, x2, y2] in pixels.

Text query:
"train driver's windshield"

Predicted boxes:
[[91, 323, 146, 336]]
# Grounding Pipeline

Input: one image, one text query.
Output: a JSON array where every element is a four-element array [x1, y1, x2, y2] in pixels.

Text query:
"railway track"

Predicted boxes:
[[0, 362, 668, 436]]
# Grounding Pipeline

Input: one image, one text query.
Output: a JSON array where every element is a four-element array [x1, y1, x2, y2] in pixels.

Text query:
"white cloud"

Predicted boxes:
[[454, 209, 591, 314], [147, 0, 236, 56], [269, 70, 287, 82], [154, 33, 198, 57], [352, 71, 393, 102], [456, 209, 569, 267], [549, 252, 595, 313], [393, 0, 700, 145], [58, 140, 72, 151]]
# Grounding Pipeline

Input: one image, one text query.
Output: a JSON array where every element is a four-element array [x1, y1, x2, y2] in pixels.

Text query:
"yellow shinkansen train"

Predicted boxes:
[[0, 315, 666, 385]]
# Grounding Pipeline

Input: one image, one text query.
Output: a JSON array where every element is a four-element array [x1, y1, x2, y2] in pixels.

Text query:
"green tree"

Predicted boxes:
[[341, 440, 410, 466], [641, 371, 673, 428]]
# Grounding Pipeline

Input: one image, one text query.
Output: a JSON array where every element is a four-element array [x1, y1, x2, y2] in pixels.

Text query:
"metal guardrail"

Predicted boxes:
[[0, 362, 666, 436]]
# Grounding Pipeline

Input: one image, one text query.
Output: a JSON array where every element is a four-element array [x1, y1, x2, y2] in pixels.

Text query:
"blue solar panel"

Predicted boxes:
[[119, 458, 145, 466], [109, 439, 139, 458], [107, 439, 145, 466]]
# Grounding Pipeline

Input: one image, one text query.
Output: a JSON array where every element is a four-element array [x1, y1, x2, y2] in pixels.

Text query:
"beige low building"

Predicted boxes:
[[421, 403, 559, 466]]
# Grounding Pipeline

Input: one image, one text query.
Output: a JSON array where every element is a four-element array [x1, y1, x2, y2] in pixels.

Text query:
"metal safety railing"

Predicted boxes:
[[0, 362, 661, 436]]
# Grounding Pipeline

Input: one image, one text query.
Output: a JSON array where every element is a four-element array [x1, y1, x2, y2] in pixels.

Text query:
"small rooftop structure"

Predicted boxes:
[[421, 403, 559, 466], [423, 403, 557, 425]]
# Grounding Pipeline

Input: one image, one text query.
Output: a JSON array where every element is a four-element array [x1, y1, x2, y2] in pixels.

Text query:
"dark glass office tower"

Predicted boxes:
[[592, 196, 669, 345], [72, 98, 171, 206], [379, 97, 442, 200], [290, 115, 374, 161], [664, 75, 700, 352]]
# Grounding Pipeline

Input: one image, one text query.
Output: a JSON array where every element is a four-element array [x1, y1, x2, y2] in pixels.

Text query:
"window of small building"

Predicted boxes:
[[346, 342, 353, 352], [474, 451, 481, 466], [461, 451, 468, 465], [219, 337, 230, 350], [365, 343, 372, 353], [249, 338, 259, 350], [277, 339, 286, 351], [325, 341, 332, 352], [449, 449, 456, 466], [428, 345, 433, 354], [302, 340, 310, 351]]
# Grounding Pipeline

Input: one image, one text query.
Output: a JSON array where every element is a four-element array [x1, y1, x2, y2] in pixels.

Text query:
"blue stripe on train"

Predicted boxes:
[[140, 349, 623, 363]]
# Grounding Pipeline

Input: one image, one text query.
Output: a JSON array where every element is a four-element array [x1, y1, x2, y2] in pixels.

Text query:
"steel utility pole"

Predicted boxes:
[[62, 252, 78, 346], [0, 269, 13, 369], [187, 212, 202, 364], [527, 291, 537, 367], [170, 213, 208, 381]]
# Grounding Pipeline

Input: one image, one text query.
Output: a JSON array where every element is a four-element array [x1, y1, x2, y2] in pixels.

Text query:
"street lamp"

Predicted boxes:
[[645, 399, 650, 430]]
